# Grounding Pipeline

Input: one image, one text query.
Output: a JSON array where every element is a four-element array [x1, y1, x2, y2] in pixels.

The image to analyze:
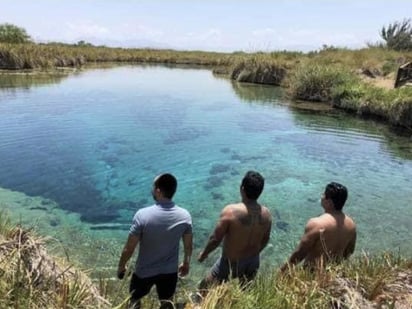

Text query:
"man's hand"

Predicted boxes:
[[198, 251, 207, 263], [178, 261, 190, 277], [117, 267, 126, 280]]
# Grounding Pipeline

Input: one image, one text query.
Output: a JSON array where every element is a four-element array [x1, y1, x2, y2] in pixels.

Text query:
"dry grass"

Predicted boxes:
[[0, 212, 110, 308], [1, 211, 411, 308]]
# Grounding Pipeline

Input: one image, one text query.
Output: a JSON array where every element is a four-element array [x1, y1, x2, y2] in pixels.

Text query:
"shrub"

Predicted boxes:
[[287, 63, 359, 102], [0, 23, 31, 44], [381, 19, 412, 51]]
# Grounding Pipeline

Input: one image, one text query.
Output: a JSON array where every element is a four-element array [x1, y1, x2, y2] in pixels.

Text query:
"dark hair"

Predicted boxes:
[[154, 173, 177, 199], [241, 171, 264, 200], [324, 182, 348, 210]]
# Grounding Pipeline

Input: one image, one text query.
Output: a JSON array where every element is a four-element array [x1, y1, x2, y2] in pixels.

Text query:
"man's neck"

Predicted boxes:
[[324, 208, 343, 215], [242, 198, 259, 208], [157, 197, 172, 204]]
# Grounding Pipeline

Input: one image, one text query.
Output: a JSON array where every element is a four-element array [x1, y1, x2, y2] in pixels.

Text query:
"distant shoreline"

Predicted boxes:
[[1, 42, 412, 131]]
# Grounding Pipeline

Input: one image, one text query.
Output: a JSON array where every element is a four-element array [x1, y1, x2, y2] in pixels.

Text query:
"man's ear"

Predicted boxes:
[[327, 198, 334, 209], [155, 187, 163, 197]]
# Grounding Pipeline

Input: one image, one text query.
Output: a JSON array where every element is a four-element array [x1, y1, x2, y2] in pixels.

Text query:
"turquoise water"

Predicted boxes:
[[0, 65, 411, 279]]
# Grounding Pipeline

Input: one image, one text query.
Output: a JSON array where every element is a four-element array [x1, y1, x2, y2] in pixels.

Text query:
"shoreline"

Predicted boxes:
[[1, 43, 412, 131]]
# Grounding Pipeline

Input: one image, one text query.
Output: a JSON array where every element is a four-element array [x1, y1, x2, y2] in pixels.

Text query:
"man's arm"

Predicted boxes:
[[343, 230, 356, 259], [281, 219, 318, 271], [178, 233, 193, 277], [260, 214, 272, 252], [117, 234, 140, 279], [198, 207, 231, 262]]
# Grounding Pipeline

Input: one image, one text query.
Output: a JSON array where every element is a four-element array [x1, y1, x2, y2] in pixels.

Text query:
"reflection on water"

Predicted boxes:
[[231, 81, 284, 104], [0, 65, 411, 278], [0, 71, 71, 90]]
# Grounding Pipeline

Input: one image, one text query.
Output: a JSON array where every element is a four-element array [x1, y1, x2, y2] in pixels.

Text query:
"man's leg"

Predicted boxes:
[[233, 255, 260, 286], [198, 257, 230, 297], [129, 273, 154, 309], [154, 273, 178, 309]]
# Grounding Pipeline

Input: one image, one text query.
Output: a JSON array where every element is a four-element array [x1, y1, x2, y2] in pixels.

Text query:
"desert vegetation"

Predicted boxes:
[[1, 211, 411, 309]]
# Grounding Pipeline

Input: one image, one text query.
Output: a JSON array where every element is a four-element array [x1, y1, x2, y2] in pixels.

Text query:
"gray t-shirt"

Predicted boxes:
[[130, 201, 192, 278]]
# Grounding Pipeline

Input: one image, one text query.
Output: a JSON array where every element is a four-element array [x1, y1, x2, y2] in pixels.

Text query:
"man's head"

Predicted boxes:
[[241, 171, 264, 200], [323, 182, 348, 211], [152, 173, 177, 200]]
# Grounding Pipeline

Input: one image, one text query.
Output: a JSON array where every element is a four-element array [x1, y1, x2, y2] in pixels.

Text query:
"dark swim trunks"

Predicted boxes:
[[210, 255, 260, 282]]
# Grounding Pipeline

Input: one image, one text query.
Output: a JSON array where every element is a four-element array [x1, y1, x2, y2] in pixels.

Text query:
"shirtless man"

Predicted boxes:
[[282, 182, 356, 271], [198, 171, 272, 289]]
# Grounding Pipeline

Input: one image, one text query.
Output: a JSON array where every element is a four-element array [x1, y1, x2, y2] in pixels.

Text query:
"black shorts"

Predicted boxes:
[[129, 272, 178, 302]]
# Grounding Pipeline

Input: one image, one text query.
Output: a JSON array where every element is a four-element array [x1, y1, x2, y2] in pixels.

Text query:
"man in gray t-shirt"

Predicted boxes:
[[117, 173, 193, 309]]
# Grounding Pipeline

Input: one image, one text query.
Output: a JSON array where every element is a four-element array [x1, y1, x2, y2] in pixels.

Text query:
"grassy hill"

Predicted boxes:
[[1, 211, 411, 308]]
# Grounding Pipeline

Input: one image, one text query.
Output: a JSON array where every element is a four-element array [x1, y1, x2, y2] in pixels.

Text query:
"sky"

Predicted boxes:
[[1, 0, 411, 52]]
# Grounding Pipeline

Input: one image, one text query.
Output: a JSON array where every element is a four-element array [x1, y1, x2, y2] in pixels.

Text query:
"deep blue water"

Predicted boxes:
[[1, 65, 411, 275]]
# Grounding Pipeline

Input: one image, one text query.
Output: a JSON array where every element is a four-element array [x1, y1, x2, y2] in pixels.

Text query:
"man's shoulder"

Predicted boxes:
[[344, 214, 356, 229], [174, 205, 192, 217], [260, 204, 272, 216], [306, 216, 326, 228], [224, 202, 244, 210], [222, 203, 244, 215], [135, 204, 157, 216]]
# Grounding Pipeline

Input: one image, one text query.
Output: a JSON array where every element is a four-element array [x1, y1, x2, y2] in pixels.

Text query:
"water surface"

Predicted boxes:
[[1, 66, 411, 279]]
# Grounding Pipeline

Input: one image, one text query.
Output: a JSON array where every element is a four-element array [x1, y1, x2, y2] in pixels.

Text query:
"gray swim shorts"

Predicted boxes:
[[210, 255, 260, 282]]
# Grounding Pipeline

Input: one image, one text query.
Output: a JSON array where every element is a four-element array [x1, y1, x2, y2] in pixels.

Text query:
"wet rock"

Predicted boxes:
[[29, 206, 48, 211], [49, 219, 59, 227], [276, 220, 290, 231]]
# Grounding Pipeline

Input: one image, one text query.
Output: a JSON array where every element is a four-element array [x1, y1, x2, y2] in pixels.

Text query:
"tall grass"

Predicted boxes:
[[0, 43, 234, 70], [333, 80, 412, 128], [194, 254, 411, 309], [286, 63, 360, 102], [0, 210, 110, 308], [1, 211, 411, 308]]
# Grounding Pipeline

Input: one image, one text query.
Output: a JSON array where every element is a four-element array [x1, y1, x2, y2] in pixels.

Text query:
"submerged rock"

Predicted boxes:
[[276, 220, 290, 231]]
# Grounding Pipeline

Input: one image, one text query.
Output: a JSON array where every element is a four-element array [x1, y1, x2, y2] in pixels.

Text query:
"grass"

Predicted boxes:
[[190, 253, 412, 309], [333, 79, 412, 128], [1, 210, 411, 308], [0, 211, 110, 308], [0, 42, 233, 69], [286, 62, 360, 102]]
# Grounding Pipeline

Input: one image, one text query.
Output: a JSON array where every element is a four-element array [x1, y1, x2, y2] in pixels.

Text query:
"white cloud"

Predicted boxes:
[[249, 26, 370, 51], [252, 28, 277, 38], [65, 21, 110, 40], [166, 28, 230, 51], [119, 23, 164, 40]]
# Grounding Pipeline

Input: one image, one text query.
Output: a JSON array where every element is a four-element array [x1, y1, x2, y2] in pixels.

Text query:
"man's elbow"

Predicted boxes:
[[343, 247, 355, 259], [289, 248, 307, 265], [122, 246, 135, 257]]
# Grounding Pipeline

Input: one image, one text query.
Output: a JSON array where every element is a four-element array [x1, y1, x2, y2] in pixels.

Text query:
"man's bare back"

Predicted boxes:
[[198, 171, 272, 288], [282, 182, 356, 270], [300, 212, 356, 266], [222, 202, 272, 261]]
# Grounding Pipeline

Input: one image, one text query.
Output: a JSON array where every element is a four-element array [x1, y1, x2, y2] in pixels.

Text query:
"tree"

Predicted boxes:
[[76, 40, 93, 47], [0, 23, 32, 43], [380, 19, 412, 51]]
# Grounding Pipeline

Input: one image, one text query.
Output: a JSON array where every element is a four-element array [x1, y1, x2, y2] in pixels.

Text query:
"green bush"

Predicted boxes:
[[287, 64, 359, 102], [0, 23, 31, 44], [332, 81, 412, 128]]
